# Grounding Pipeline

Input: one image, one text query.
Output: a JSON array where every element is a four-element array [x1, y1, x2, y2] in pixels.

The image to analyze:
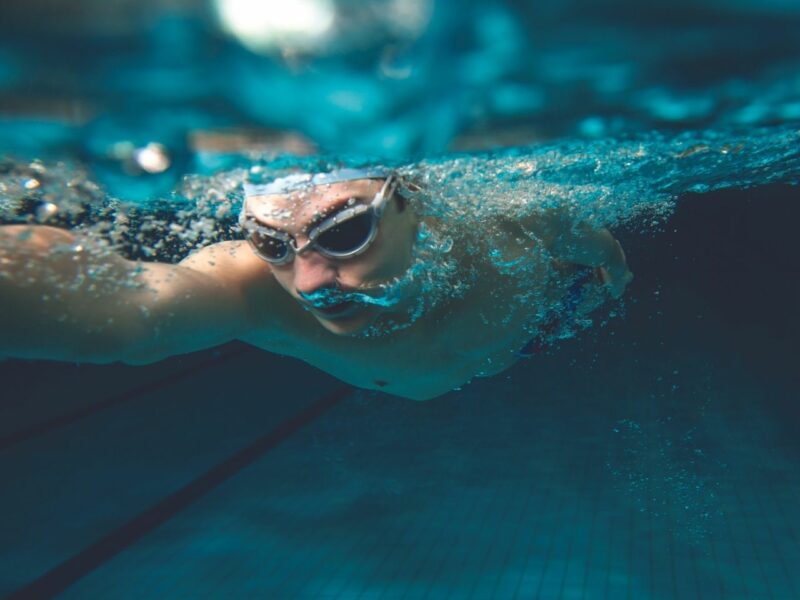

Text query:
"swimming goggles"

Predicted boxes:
[[241, 174, 398, 265]]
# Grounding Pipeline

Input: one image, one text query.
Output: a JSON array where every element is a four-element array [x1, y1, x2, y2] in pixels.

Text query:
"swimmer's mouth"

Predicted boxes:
[[310, 301, 360, 319]]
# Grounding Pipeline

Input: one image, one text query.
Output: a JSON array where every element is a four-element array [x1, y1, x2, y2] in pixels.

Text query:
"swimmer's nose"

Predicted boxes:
[[292, 251, 338, 296]]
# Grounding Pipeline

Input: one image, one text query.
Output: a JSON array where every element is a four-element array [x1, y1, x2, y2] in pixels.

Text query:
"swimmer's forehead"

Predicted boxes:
[[246, 178, 384, 224]]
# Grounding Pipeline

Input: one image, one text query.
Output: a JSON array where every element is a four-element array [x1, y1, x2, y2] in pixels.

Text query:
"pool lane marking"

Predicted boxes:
[[6, 384, 352, 600], [0, 346, 252, 453]]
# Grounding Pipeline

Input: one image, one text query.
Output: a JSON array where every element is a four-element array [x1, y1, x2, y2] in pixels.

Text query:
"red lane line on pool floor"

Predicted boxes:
[[0, 345, 253, 453], [6, 384, 352, 600]]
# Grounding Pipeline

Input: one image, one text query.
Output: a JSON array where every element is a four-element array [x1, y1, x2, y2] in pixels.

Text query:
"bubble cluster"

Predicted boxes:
[[2, 124, 799, 347], [606, 414, 727, 547]]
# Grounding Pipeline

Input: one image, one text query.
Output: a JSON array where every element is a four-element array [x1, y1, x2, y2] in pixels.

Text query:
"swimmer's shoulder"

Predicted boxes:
[[179, 241, 300, 329], [179, 240, 267, 282]]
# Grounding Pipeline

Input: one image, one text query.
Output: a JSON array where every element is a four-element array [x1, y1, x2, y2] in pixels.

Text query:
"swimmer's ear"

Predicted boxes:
[[394, 176, 425, 214], [397, 175, 423, 194], [403, 181, 423, 193]]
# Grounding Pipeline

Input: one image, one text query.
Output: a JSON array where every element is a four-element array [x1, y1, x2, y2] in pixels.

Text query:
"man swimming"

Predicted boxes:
[[0, 167, 631, 400]]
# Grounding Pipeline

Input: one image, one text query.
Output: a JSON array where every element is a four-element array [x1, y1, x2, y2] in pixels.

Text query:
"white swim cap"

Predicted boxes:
[[243, 167, 391, 198]]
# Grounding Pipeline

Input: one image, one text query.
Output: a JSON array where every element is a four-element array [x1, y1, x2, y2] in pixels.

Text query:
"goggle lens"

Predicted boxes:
[[317, 212, 374, 254], [250, 231, 290, 262]]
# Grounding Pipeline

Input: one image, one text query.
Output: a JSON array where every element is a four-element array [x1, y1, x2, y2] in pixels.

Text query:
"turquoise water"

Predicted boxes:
[[1, 1, 800, 598]]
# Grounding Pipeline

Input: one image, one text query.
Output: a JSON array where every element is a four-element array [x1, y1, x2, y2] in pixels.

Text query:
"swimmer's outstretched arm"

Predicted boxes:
[[0, 225, 260, 364], [526, 212, 633, 297]]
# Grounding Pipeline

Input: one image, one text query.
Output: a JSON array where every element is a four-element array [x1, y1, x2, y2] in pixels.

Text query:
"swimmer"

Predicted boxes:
[[0, 167, 631, 400]]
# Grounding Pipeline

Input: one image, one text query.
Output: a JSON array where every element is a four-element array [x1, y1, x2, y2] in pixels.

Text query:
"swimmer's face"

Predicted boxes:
[[244, 179, 417, 335]]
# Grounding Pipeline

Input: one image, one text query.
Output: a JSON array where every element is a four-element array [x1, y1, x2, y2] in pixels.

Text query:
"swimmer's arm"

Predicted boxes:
[[0, 226, 253, 363], [527, 212, 632, 297]]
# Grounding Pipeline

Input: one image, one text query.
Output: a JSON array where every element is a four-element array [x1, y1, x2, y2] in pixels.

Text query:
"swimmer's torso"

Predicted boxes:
[[240, 287, 536, 401], [230, 222, 590, 401]]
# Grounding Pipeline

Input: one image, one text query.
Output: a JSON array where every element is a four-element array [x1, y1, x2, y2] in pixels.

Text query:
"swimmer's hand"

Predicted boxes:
[[527, 211, 632, 299], [598, 240, 632, 299]]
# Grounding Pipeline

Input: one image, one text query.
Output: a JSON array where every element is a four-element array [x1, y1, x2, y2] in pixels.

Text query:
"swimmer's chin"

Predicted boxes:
[[312, 304, 382, 336]]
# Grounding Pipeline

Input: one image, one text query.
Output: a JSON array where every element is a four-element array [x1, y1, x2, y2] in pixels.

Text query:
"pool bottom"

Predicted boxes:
[[0, 184, 798, 598]]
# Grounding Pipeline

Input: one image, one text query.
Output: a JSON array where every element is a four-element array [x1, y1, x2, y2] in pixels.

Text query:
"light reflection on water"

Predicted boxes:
[[1, 0, 799, 166]]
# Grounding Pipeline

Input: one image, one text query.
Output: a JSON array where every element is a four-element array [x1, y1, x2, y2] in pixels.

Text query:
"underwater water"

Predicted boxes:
[[1, 0, 800, 598]]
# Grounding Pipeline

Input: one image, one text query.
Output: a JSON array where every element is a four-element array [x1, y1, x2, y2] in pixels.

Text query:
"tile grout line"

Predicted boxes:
[[0, 346, 253, 453], [556, 454, 595, 600], [5, 384, 352, 600]]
